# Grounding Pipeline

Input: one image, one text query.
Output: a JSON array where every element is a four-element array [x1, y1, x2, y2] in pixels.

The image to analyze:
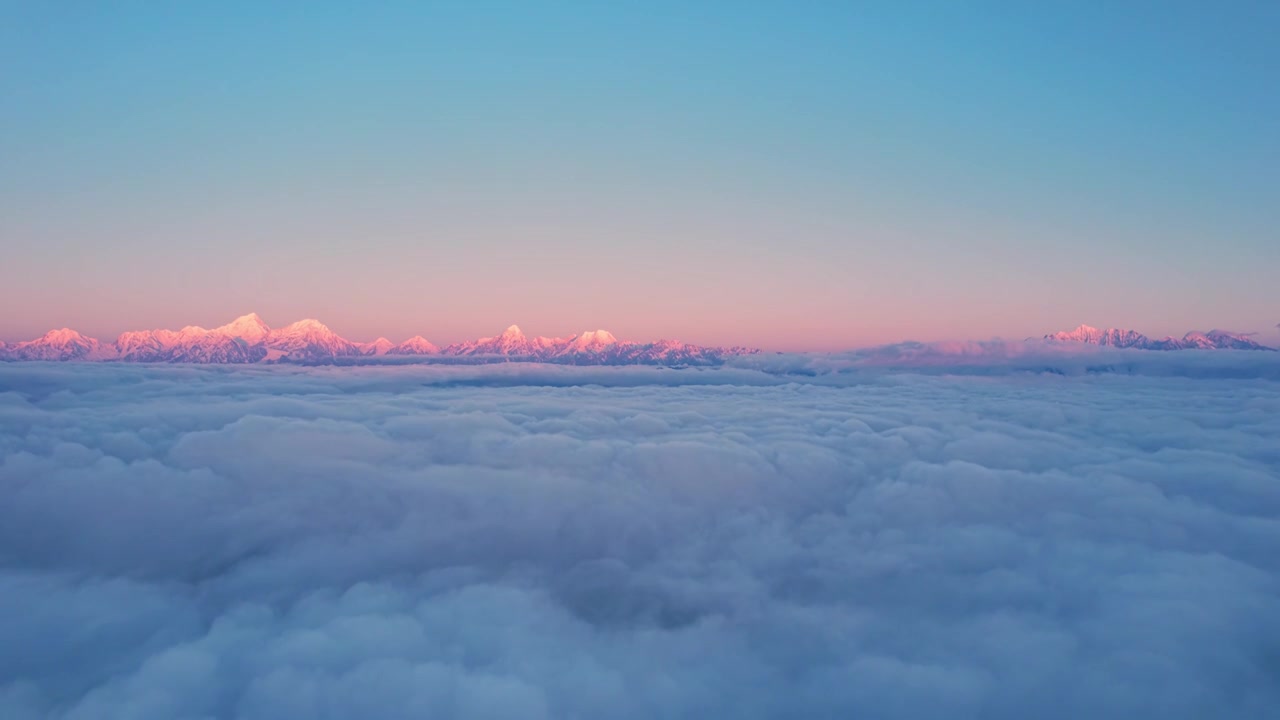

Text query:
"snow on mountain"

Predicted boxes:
[[1044, 325, 1150, 348], [3, 328, 106, 361], [387, 336, 439, 355], [1044, 325, 1273, 351], [114, 329, 175, 360], [443, 325, 542, 357], [437, 325, 757, 366], [106, 315, 357, 364], [1179, 331, 1217, 350], [215, 312, 271, 345], [1203, 329, 1268, 350], [614, 339, 752, 366], [356, 338, 395, 356], [113, 322, 265, 363], [166, 331, 266, 364], [567, 329, 617, 352], [264, 319, 362, 362], [7, 315, 1271, 366], [2, 317, 760, 365]]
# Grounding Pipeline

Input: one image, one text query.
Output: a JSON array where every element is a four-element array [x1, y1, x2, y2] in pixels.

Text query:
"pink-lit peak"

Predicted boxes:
[[215, 313, 271, 344], [41, 328, 88, 343], [279, 318, 335, 334], [570, 329, 618, 349]]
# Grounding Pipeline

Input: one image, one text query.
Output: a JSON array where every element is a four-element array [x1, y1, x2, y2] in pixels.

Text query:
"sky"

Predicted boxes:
[[2, 1, 1278, 350]]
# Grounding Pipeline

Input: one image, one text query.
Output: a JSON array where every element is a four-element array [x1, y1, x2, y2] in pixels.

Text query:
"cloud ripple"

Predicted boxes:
[[0, 362, 1277, 719]]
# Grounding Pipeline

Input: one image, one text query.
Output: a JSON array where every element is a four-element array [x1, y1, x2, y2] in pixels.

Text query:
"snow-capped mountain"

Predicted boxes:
[[1044, 325, 1273, 351], [215, 312, 271, 345], [356, 338, 394, 356], [263, 319, 363, 362], [443, 325, 541, 357], [114, 329, 174, 361], [438, 325, 757, 365], [1044, 325, 1150, 348], [0, 316, 760, 365], [5, 315, 1270, 365], [387, 336, 440, 355], [3, 328, 106, 361], [567, 329, 618, 353], [115, 324, 266, 363]]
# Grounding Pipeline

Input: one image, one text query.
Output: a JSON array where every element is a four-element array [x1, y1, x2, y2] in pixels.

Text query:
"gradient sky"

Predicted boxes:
[[2, 1, 1277, 350]]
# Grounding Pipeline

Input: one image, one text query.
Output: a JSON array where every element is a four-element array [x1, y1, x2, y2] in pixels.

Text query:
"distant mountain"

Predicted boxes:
[[1, 316, 759, 366], [262, 319, 363, 362], [4, 328, 106, 361], [356, 338, 394, 356], [1044, 325, 1273, 351], [440, 325, 753, 365], [215, 312, 271, 345], [115, 324, 266, 363], [388, 336, 440, 355], [443, 325, 539, 357]]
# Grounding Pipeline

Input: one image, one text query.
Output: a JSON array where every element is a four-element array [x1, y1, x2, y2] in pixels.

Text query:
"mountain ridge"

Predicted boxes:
[[1043, 324, 1273, 351], [4, 318, 1273, 364], [0, 314, 760, 366]]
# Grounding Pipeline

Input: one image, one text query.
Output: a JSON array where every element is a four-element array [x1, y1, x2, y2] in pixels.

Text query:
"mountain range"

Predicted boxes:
[[2, 318, 1272, 365], [0, 314, 759, 366], [1042, 325, 1274, 351]]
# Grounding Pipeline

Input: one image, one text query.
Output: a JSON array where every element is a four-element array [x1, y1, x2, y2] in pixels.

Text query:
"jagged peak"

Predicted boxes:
[[38, 328, 91, 343], [387, 335, 440, 356], [1042, 324, 1272, 351], [280, 318, 333, 333], [355, 337, 395, 356], [396, 335, 438, 349], [571, 329, 618, 348], [215, 312, 271, 343], [219, 312, 269, 328], [500, 324, 525, 338]]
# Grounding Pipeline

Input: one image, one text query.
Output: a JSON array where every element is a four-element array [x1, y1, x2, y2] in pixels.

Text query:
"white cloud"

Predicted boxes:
[[0, 361, 1278, 718]]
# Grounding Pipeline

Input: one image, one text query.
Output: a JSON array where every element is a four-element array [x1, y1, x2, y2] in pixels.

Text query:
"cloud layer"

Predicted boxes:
[[1, 362, 1278, 718]]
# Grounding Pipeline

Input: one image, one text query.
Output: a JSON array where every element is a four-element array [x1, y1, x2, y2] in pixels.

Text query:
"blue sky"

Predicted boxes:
[[2, 1, 1277, 349]]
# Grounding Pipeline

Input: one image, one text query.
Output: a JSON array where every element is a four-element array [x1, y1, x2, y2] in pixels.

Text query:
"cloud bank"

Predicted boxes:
[[1, 361, 1278, 718]]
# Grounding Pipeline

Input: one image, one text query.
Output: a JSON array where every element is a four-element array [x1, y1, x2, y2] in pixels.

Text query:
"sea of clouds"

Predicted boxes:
[[1, 355, 1278, 718]]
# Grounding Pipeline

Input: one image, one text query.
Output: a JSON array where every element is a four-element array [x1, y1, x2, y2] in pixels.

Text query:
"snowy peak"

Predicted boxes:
[[265, 319, 360, 361], [357, 338, 394, 356], [1044, 325, 1273, 351], [113, 323, 265, 363], [275, 318, 332, 335], [445, 324, 537, 356], [1203, 329, 1260, 349], [4, 328, 104, 361], [388, 336, 440, 355], [1047, 324, 1101, 342], [436, 326, 757, 365], [568, 329, 618, 351], [3, 317, 761, 365], [114, 330, 170, 359], [215, 313, 271, 345], [1045, 325, 1149, 349], [41, 328, 88, 344]]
